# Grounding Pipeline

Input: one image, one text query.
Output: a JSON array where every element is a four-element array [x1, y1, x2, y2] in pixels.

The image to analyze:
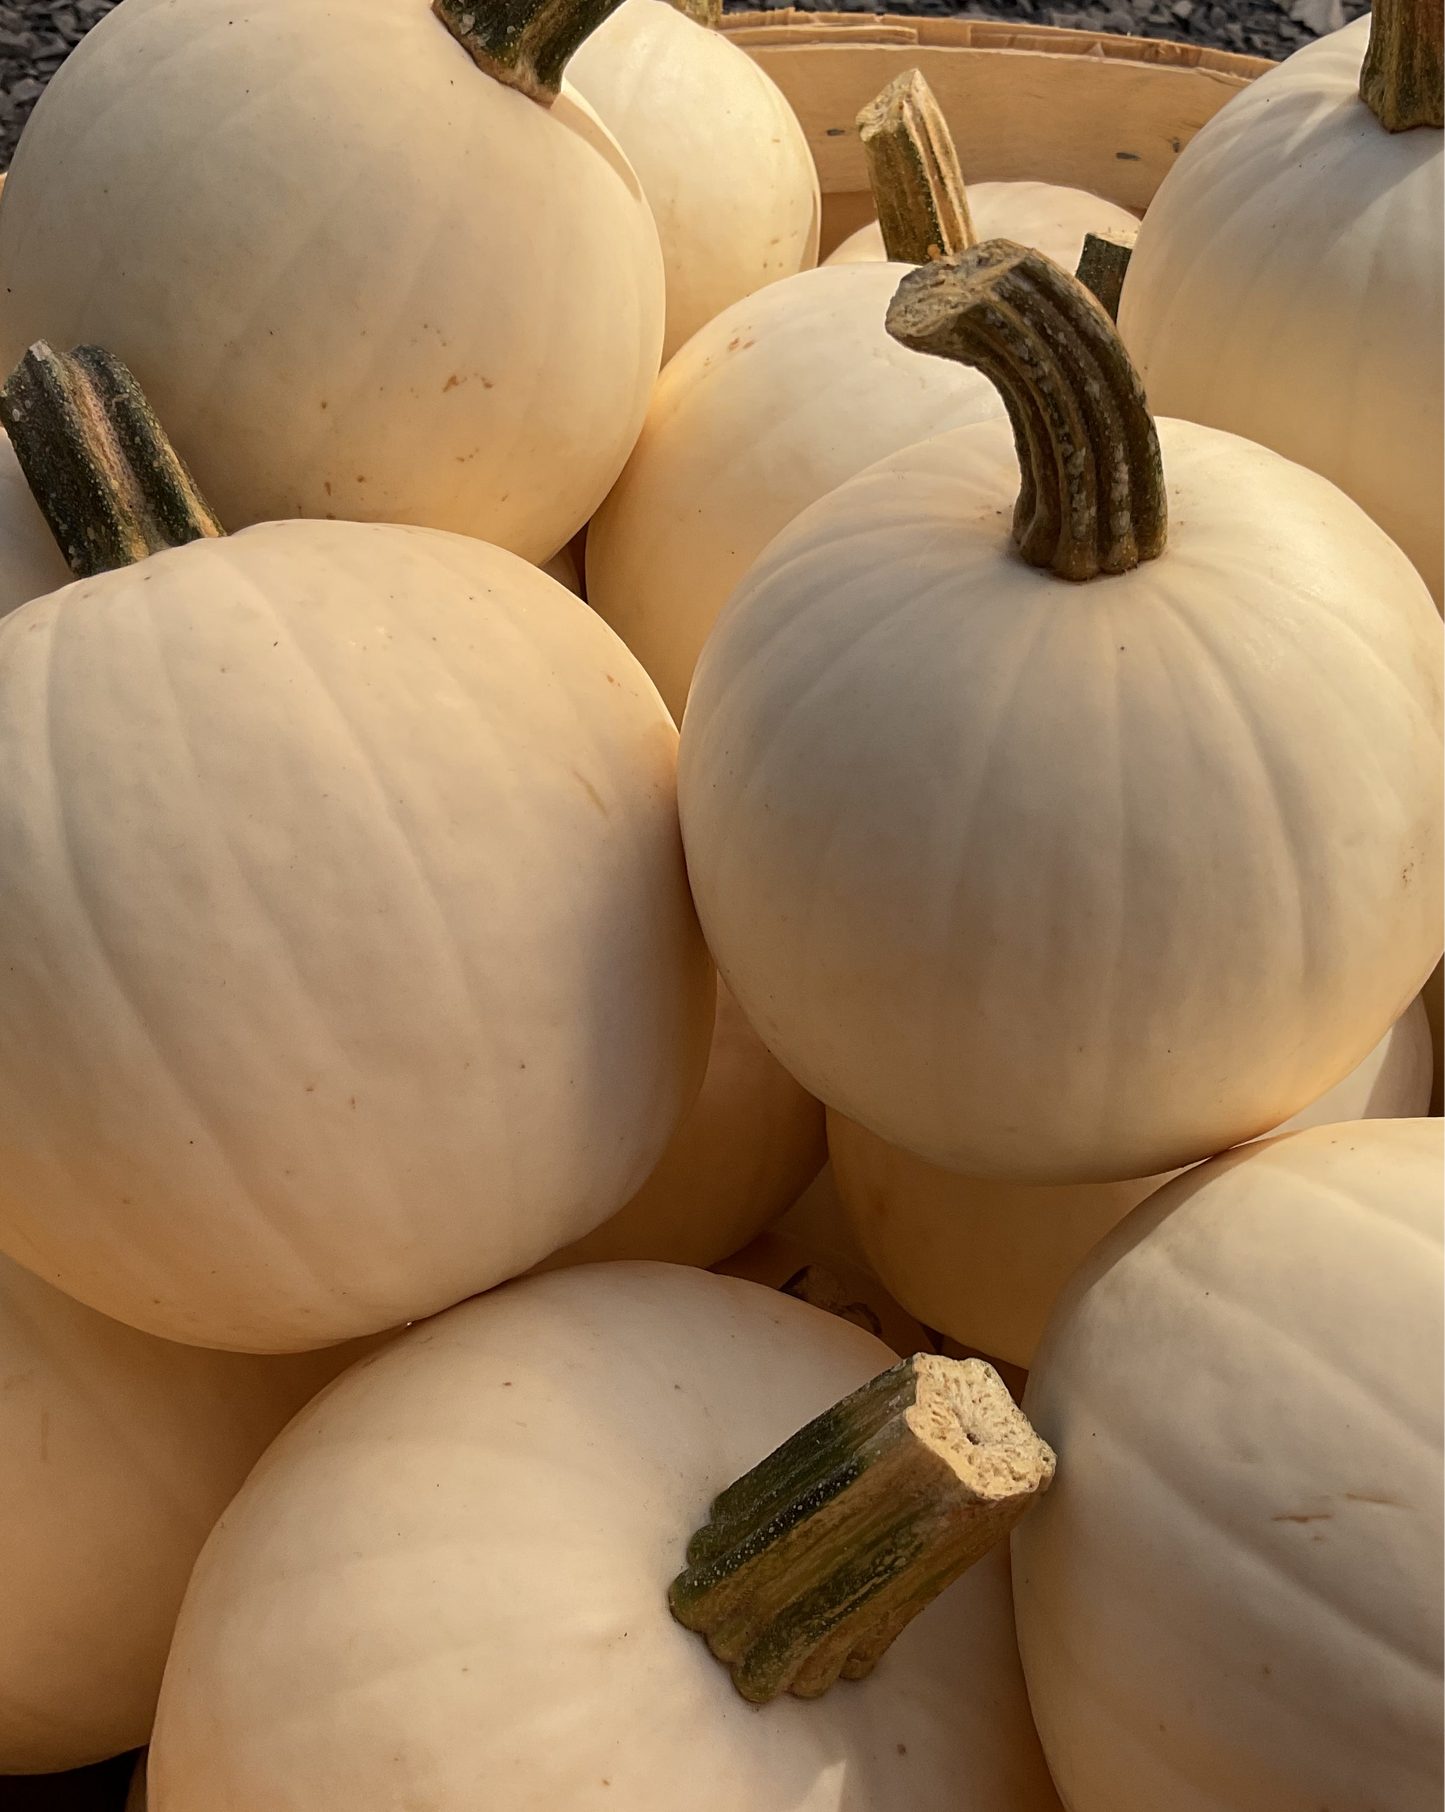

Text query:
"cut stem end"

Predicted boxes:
[[669, 1353, 1055, 1704], [857, 68, 976, 265]]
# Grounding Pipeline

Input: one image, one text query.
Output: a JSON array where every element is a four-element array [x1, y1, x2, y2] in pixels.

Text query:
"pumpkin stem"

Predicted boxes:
[[1074, 229, 1134, 323], [858, 69, 976, 265], [1360, 0, 1444, 130], [0, 342, 224, 579], [668, 1353, 1055, 1704], [666, 0, 722, 24], [434, 0, 628, 106], [886, 241, 1167, 582]]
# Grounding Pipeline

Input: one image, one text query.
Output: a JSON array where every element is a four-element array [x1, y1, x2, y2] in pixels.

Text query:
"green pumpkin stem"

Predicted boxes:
[[858, 69, 976, 265], [1074, 230, 1135, 323], [666, 0, 722, 24], [434, 0, 627, 105], [1360, 0, 1444, 131], [668, 1353, 1055, 1704], [0, 342, 224, 579], [886, 241, 1167, 582]]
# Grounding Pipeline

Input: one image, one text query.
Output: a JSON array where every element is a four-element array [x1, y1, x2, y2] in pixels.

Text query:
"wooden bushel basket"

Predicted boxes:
[[718, 12, 1272, 255]]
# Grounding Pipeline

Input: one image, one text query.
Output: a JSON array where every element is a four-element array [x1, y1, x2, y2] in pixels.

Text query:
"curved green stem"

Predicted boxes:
[[858, 68, 976, 265], [0, 343, 224, 579], [886, 240, 1167, 582], [669, 1353, 1055, 1703], [1360, 0, 1444, 130], [434, 0, 628, 105]]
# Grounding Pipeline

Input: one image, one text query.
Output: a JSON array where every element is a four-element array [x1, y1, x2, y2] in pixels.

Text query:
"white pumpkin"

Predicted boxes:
[[826, 179, 1139, 273], [586, 262, 1002, 721], [0, 1249, 377, 1773], [830, 996, 1434, 1368], [0, 429, 70, 617], [0, 0, 664, 561], [535, 976, 826, 1272], [1013, 1118, 1444, 1811], [0, 519, 711, 1351], [1118, 12, 1444, 601], [148, 1264, 1062, 1810], [678, 247, 1444, 1185], [566, 0, 819, 363]]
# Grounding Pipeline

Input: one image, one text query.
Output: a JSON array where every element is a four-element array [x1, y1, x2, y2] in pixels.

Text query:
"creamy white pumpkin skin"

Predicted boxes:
[[1013, 1119, 1444, 1811], [587, 262, 1003, 721], [0, 0, 664, 562], [537, 977, 826, 1271], [567, 0, 820, 364], [679, 417, 1444, 1183], [829, 996, 1434, 1368], [0, 520, 712, 1351], [0, 1250, 374, 1773], [148, 1264, 1062, 1811], [1118, 16, 1443, 602], [824, 180, 1138, 272]]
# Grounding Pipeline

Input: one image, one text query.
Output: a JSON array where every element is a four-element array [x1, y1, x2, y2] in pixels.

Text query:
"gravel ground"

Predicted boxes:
[[1, 0, 1370, 168]]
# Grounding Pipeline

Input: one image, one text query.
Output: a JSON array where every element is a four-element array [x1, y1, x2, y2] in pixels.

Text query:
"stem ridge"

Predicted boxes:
[[886, 240, 1167, 582], [0, 343, 224, 580]]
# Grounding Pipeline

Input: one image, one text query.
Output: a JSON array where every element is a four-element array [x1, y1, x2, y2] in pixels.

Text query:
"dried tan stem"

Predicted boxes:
[[1360, 0, 1444, 131], [857, 69, 976, 265]]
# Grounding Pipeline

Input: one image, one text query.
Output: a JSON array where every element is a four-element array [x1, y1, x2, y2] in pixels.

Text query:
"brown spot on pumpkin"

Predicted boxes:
[[572, 770, 608, 815], [324, 482, 332, 495], [896, 1744, 907, 1755], [443, 374, 462, 392], [305, 1083, 315, 1093], [1273, 1512, 1332, 1524], [320, 399, 328, 409]]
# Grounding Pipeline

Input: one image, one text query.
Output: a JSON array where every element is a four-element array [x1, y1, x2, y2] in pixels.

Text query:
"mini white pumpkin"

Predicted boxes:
[[1118, 3, 1444, 601], [535, 976, 826, 1272], [0, 0, 665, 562], [678, 245, 1444, 1184], [825, 179, 1138, 273], [830, 996, 1434, 1368], [0, 344, 711, 1352], [148, 1264, 1064, 1810], [1014, 1118, 1444, 1811], [566, 0, 820, 362], [0, 1249, 376, 1774]]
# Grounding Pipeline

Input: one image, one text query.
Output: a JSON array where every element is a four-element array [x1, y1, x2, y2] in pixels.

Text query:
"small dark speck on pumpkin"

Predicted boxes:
[[896, 1744, 907, 1755], [1116, 151, 1141, 160]]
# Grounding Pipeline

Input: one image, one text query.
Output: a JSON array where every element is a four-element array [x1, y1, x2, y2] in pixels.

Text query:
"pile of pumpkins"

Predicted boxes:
[[0, 0, 1439, 1806]]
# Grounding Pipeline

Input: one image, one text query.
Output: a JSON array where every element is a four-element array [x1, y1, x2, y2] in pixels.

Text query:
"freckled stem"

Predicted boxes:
[[0, 342, 224, 578], [433, 0, 628, 105], [858, 69, 976, 265], [886, 241, 1167, 582], [1360, 0, 1443, 130], [669, 1353, 1055, 1704], [1074, 230, 1134, 323]]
